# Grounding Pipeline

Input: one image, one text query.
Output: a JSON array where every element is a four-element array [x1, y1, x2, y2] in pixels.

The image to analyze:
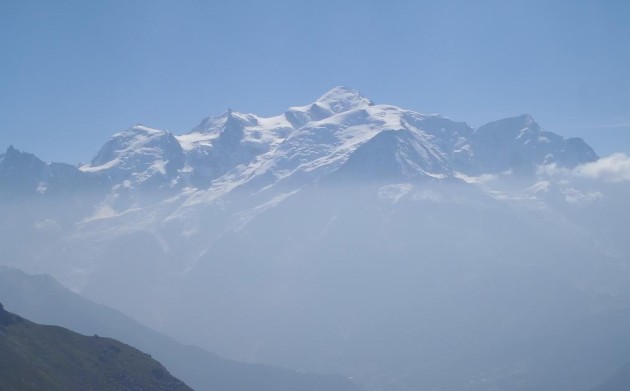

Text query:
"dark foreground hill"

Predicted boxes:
[[0, 302, 191, 391]]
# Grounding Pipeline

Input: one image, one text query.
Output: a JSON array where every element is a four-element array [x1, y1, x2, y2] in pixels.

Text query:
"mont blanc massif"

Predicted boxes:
[[2, 87, 630, 391]]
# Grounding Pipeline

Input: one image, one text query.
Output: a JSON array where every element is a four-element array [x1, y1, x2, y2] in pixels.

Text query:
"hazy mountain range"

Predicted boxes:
[[0, 266, 362, 391], [1, 87, 629, 391]]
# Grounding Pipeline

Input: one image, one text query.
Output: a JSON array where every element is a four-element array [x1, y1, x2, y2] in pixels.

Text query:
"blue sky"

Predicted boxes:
[[1, 0, 629, 163]]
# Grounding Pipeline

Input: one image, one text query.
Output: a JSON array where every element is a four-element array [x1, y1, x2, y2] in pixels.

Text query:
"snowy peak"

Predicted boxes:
[[217, 111, 248, 146], [284, 87, 374, 129], [88, 125, 179, 166], [178, 110, 294, 185], [81, 125, 185, 186], [190, 109, 260, 135], [473, 114, 541, 140], [315, 86, 375, 114], [464, 114, 598, 175]]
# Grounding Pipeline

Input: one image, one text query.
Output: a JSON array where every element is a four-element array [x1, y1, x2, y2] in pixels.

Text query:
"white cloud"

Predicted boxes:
[[574, 153, 630, 183], [538, 153, 630, 183]]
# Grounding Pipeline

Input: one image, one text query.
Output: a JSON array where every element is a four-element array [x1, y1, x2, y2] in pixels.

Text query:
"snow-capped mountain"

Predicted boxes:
[[2, 87, 625, 391], [27, 86, 591, 203], [0, 86, 604, 282], [80, 125, 185, 188], [7, 87, 598, 203], [153, 88, 592, 190], [2, 87, 598, 201], [464, 114, 598, 175], [195, 89, 588, 190]]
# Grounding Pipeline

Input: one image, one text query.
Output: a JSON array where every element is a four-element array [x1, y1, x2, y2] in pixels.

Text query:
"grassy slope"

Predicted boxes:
[[0, 306, 191, 391]]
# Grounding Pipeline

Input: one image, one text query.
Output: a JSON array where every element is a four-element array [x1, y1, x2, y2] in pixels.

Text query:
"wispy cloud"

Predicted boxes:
[[539, 153, 630, 183], [574, 153, 630, 182]]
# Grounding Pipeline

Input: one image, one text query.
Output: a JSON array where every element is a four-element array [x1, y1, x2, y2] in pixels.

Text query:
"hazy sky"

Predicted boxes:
[[1, 0, 629, 163]]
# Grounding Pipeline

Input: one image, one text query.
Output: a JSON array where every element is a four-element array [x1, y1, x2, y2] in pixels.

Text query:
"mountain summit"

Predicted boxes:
[[314, 86, 375, 114]]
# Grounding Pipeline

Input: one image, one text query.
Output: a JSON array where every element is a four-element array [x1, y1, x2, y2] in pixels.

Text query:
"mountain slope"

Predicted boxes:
[[164, 181, 630, 391], [0, 266, 363, 391], [0, 302, 191, 391]]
